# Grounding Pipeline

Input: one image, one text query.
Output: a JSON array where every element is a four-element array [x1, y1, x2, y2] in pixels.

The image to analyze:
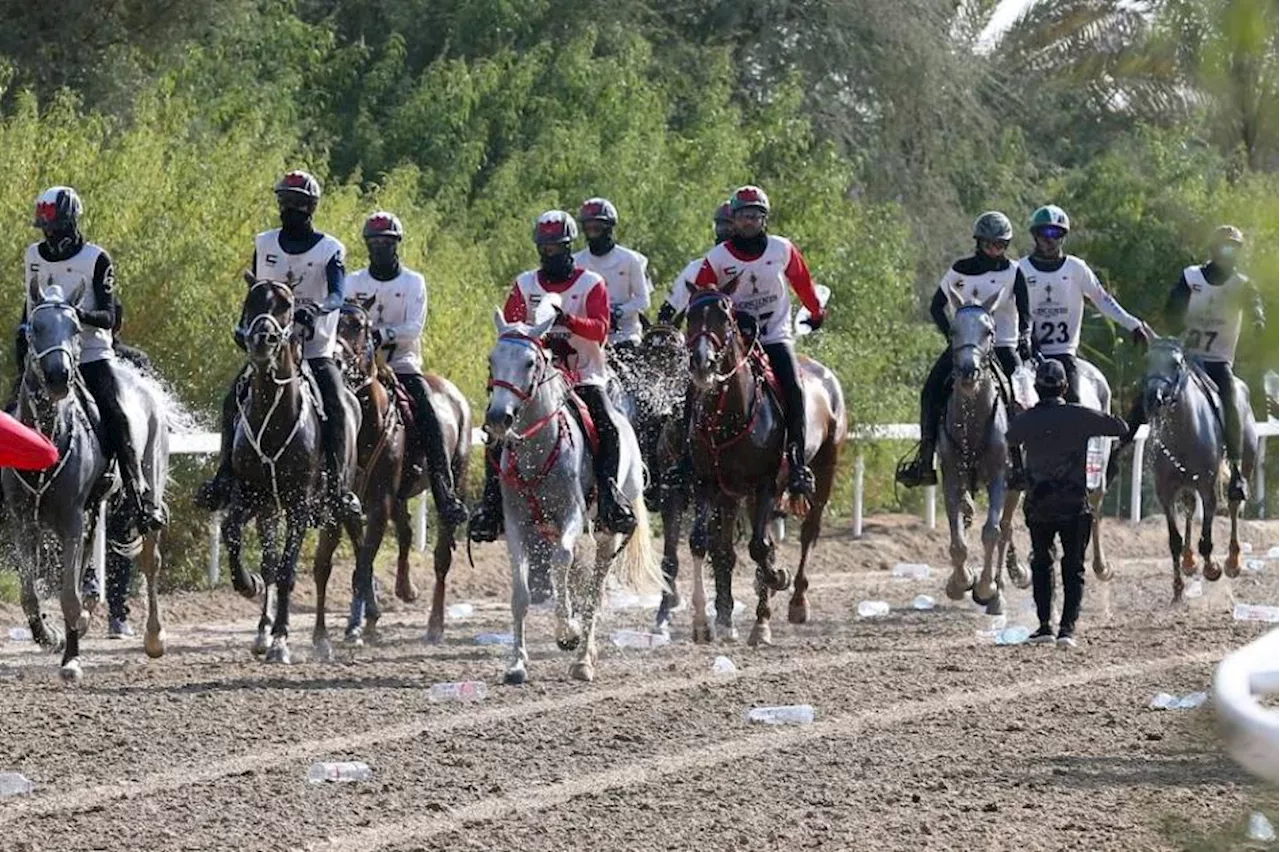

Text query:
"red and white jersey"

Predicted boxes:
[[1182, 264, 1249, 364], [573, 244, 651, 345], [503, 267, 610, 387], [692, 236, 822, 344], [347, 266, 428, 374], [254, 228, 346, 360]]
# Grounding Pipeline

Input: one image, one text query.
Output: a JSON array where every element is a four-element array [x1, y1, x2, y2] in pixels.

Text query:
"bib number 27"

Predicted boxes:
[[1185, 329, 1218, 352]]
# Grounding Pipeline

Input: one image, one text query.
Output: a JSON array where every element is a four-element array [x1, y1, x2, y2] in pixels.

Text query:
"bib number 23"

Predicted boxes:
[[1038, 321, 1069, 345]]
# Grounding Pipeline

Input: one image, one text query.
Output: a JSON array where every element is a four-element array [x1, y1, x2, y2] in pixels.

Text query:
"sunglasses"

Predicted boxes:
[[1036, 226, 1066, 240]]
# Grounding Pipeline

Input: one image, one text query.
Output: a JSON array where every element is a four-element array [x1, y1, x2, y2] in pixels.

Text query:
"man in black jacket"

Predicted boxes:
[[1006, 359, 1127, 648]]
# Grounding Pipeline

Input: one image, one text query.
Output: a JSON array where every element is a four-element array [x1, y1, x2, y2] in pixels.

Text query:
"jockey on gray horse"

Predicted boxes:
[[1112, 225, 1265, 501], [13, 186, 164, 533], [197, 170, 362, 521]]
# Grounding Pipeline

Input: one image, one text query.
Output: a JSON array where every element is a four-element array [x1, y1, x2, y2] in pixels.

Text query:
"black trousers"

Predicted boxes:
[[576, 383, 622, 483], [1044, 352, 1081, 403], [1028, 512, 1092, 632], [80, 359, 138, 478], [763, 340, 806, 451], [396, 371, 453, 482], [307, 357, 347, 468], [919, 345, 1020, 446]]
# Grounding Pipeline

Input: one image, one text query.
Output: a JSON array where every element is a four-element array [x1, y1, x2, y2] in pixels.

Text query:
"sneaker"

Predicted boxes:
[[108, 617, 135, 639], [1056, 629, 1078, 649], [1028, 625, 1055, 645]]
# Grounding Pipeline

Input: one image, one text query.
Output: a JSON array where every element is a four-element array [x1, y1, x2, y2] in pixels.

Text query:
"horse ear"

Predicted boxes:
[[243, 270, 256, 287], [69, 277, 88, 308], [980, 289, 1001, 314], [493, 309, 508, 333], [720, 274, 740, 297], [945, 283, 963, 312], [638, 312, 652, 331], [361, 294, 377, 312], [684, 279, 699, 298], [529, 313, 556, 340]]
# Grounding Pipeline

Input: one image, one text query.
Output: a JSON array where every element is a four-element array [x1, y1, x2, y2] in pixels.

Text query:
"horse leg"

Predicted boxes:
[[312, 521, 339, 656], [571, 531, 614, 683], [58, 515, 88, 683], [748, 489, 780, 648], [1088, 489, 1111, 581], [1199, 487, 1220, 581], [223, 503, 261, 600], [655, 485, 684, 635], [504, 528, 532, 685], [973, 477, 1004, 615], [13, 524, 61, 652], [1180, 502, 1197, 575], [252, 514, 279, 658], [553, 527, 581, 654], [266, 517, 307, 665], [351, 506, 384, 645], [1001, 489, 1029, 589], [393, 497, 419, 603], [427, 498, 457, 644], [710, 501, 738, 643], [1165, 506, 1185, 603], [689, 485, 713, 644], [943, 480, 971, 600], [139, 535, 166, 659], [1224, 487, 1243, 578]]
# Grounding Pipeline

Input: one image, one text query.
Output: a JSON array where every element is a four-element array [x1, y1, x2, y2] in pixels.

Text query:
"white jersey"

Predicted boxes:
[[694, 235, 807, 345], [937, 262, 1019, 348], [254, 229, 346, 360], [663, 257, 703, 315], [510, 268, 609, 386], [573, 244, 651, 345], [1019, 254, 1141, 356], [24, 241, 113, 364], [346, 267, 428, 374], [1182, 265, 1249, 364]]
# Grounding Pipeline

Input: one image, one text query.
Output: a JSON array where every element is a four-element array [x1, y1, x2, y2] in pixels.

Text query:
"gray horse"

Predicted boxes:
[[1141, 337, 1257, 602], [938, 291, 1025, 614], [484, 303, 663, 685], [2, 278, 170, 681]]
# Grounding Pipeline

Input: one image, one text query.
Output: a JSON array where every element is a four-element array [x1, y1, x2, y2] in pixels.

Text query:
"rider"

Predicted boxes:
[[896, 212, 1032, 489], [196, 170, 362, 521], [1006, 358, 1128, 649], [573, 198, 652, 353], [345, 211, 469, 526], [656, 201, 735, 328], [15, 186, 164, 532], [469, 210, 638, 541], [681, 185, 826, 497], [1018, 205, 1150, 403], [1111, 225, 1264, 501]]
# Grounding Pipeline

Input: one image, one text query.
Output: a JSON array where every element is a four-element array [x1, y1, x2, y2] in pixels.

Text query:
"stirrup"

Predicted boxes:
[[788, 463, 816, 497], [894, 458, 936, 488], [468, 506, 503, 543]]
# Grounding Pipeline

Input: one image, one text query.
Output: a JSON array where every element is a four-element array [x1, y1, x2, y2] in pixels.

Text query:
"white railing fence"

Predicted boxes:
[[1213, 627, 1279, 784]]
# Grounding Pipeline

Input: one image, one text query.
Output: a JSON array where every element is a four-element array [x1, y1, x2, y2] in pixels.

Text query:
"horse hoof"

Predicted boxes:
[[251, 633, 270, 657], [787, 599, 810, 624], [569, 661, 595, 682], [984, 596, 1005, 617], [1180, 555, 1197, 576], [265, 641, 291, 665], [556, 634, 581, 653], [747, 623, 772, 647], [144, 630, 166, 659], [945, 575, 968, 601], [771, 569, 791, 592], [59, 659, 83, 684], [715, 623, 738, 644], [1204, 561, 1222, 582], [504, 666, 528, 686], [395, 578, 419, 604], [364, 624, 382, 646], [691, 622, 712, 644], [313, 637, 334, 663], [423, 626, 444, 646], [971, 587, 994, 608], [1094, 563, 1114, 582], [1224, 557, 1241, 579]]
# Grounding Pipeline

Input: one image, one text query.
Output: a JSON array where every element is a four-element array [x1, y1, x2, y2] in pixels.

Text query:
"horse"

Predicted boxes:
[[485, 302, 663, 684], [1140, 337, 1257, 602], [221, 274, 358, 664], [1, 277, 171, 681], [315, 296, 471, 650], [936, 291, 1023, 615], [682, 285, 845, 646]]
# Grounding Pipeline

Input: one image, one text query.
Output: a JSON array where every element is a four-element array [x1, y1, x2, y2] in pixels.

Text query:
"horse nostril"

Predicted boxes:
[[503, 413, 514, 428]]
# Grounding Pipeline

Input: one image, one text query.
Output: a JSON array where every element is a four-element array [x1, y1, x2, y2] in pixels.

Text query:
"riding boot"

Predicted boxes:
[[312, 358, 363, 522], [195, 377, 241, 511], [583, 388, 637, 536], [1224, 395, 1247, 502], [896, 395, 941, 488], [468, 446, 504, 542], [403, 373, 469, 526], [764, 341, 815, 497]]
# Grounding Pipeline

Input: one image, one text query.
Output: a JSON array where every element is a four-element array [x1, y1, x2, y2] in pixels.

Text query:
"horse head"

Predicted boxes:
[[683, 283, 743, 391], [24, 274, 86, 402], [947, 286, 999, 388], [640, 321, 687, 377], [337, 295, 377, 384], [241, 271, 297, 368], [1142, 336, 1188, 414], [484, 305, 558, 441]]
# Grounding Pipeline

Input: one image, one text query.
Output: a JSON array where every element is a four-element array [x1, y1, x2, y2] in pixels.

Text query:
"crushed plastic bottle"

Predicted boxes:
[[428, 681, 488, 703], [911, 594, 936, 611], [307, 762, 372, 784], [1247, 811, 1277, 842], [1233, 603, 1280, 623], [891, 562, 932, 580], [611, 630, 670, 650], [1085, 438, 1104, 490], [712, 655, 737, 678], [744, 705, 815, 725], [444, 603, 474, 620], [474, 632, 515, 646], [0, 772, 34, 797], [1268, 546, 1280, 560], [1185, 578, 1203, 599], [994, 625, 1031, 646], [857, 600, 891, 618], [1243, 558, 1266, 573], [1149, 691, 1208, 710], [6, 627, 32, 642]]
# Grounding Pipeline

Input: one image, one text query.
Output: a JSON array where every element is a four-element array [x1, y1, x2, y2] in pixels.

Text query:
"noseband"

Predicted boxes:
[[685, 290, 751, 384]]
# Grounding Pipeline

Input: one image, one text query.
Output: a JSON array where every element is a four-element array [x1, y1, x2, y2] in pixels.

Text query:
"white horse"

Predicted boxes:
[[483, 302, 663, 684]]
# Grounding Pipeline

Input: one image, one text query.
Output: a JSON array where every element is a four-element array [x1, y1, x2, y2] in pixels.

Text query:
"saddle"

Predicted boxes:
[[1187, 358, 1230, 435], [565, 391, 601, 458], [379, 367, 418, 436]]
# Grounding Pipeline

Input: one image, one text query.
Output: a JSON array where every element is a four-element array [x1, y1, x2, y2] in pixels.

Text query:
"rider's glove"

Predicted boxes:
[[802, 309, 826, 333]]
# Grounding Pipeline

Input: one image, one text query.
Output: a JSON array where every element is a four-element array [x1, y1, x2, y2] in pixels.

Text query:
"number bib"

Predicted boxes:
[[1182, 264, 1246, 364]]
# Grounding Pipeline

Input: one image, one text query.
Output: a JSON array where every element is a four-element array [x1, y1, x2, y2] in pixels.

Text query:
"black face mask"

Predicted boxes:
[[539, 249, 575, 281], [42, 226, 83, 260], [714, 226, 733, 244], [730, 233, 767, 256], [280, 207, 314, 238], [368, 243, 400, 279], [587, 231, 615, 256]]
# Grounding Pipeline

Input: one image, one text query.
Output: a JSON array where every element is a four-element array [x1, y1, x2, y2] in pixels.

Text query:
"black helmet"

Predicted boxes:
[[32, 186, 83, 231], [533, 210, 578, 246], [577, 197, 618, 227], [973, 211, 1013, 242], [275, 170, 322, 207], [1035, 359, 1068, 396], [729, 185, 770, 216], [363, 211, 404, 241], [714, 201, 734, 225]]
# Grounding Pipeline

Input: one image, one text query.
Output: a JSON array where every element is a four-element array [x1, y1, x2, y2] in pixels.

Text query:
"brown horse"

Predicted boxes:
[[683, 286, 846, 646], [313, 297, 472, 649]]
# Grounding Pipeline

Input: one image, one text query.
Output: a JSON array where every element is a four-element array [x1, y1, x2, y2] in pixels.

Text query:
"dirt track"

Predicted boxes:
[[1, 514, 1277, 851]]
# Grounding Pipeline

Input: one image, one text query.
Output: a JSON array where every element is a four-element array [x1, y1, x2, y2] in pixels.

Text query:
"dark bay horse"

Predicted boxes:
[[683, 286, 846, 646]]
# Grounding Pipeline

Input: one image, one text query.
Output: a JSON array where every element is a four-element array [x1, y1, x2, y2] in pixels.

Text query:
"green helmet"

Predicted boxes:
[[1030, 205, 1070, 234], [972, 211, 1013, 242]]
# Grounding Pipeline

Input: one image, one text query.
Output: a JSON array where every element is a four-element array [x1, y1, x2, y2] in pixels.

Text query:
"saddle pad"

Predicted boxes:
[[566, 391, 601, 457]]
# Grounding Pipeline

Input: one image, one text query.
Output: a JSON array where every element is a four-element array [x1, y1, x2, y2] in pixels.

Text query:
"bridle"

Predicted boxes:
[[1143, 342, 1190, 412], [336, 302, 375, 390], [685, 290, 753, 385], [486, 332, 567, 441], [23, 300, 83, 399]]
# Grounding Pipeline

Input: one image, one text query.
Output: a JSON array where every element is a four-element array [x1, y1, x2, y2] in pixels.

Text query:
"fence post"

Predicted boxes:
[[94, 502, 107, 598], [1254, 437, 1267, 517], [924, 484, 936, 530], [207, 515, 221, 588], [851, 454, 865, 539], [414, 497, 428, 553], [1129, 434, 1147, 524]]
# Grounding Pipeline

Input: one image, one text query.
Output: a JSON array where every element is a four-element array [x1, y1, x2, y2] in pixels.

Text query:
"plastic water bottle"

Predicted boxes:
[[428, 681, 487, 703], [1176, 691, 1208, 709], [444, 603, 474, 620], [994, 625, 1031, 646], [611, 630, 670, 650], [1150, 691, 1207, 710], [1185, 578, 1203, 599], [712, 655, 737, 679], [474, 632, 514, 646], [1149, 692, 1179, 710], [745, 705, 815, 725], [7, 627, 32, 642], [1268, 546, 1280, 560], [1233, 603, 1280, 623], [891, 562, 931, 580], [1085, 438, 1104, 490], [1243, 558, 1266, 573], [857, 600, 890, 618], [911, 594, 936, 611], [0, 772, 34, 797], [1248, 812, 1277, 842], [307, 762, 372, 784]]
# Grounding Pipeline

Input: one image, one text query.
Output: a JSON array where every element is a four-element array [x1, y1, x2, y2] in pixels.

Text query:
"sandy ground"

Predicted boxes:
[[0, 513, 1277, 852]]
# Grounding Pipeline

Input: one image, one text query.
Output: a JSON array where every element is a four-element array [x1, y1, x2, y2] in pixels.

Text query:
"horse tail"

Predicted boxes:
[[616, 496, 666, 595]]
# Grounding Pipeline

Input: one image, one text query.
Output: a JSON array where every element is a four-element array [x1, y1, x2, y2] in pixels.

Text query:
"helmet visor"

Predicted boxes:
[[1036, 225, 1066, 240]]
